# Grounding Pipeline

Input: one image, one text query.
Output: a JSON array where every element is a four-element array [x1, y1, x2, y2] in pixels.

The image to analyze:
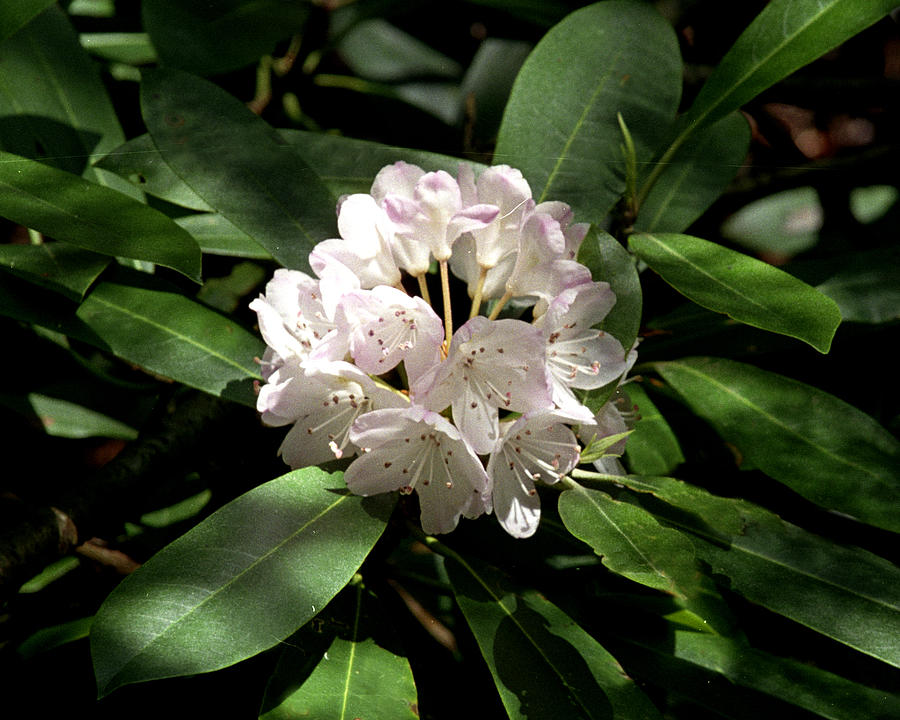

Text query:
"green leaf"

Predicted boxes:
[[0, 0, 55, 42], [0, 151, 201, 281], [17, 617, 93, 660], [681, 0, 897, 133], [446, 556, 662, 720], [279, 129, 487, 197], [654, 357, 900, 533], [615, 474, 900, 667], [629, 232, 841, 352], [16, 393, 137, 439], [0, 6, 138, 198], [816, 246, 900, 324], [338, 19, 462, 81], [0, 243, 108, 301], [558, 484, 701, 599], [576, 227, 642, 353], [91, 468, 395, 696], [849, 185, 898, 224], [78, 32, 158, 65], [636, 113, 750, 233], [622, 382, 684, 476], [260, 582, 418, 720], [142, 0, 310, 76], [94, 134, 213, 211], [175, 214, 272, 260], [141, 68, 337, 273], [75, 280, 264, 406], [495, 0, 681, 223], [720, 187, 823, 258]]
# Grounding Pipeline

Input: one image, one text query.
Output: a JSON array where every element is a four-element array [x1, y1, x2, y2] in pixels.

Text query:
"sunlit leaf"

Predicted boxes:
[[23, 393, 137, 439], [0, 6, 139, 197], [141, 68, 337, 273], [653, 357, 900, 533], [630, 233, 841, 352], [0, 151, 201, 281], [74, 279, 263, 405], [79, 32, 158, 65], [91, 468, 395, 696], [260, 582, 418, 720], [495, 0, 681, 223], [558, 484, 701, 599], [446, 555, 663, 720]]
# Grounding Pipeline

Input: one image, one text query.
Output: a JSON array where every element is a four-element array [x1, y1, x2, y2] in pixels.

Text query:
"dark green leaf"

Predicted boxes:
[[622, 382, 684, 476], [75, 280, 263, 405], [0, 0, 55, 41], [142, 0, 309, 76], [616, 474, 900, 667], [558, 484, 701, 599], [629, 233, 841, 352], [279, 129, 486, 197], [0, 151, 201, 281], [495, 0, 681, 223], [577, 227, 642, 353], [91, 468, 395, 696], [816, 246, 900, 324], [636, 113, 750, 233], [260, 582, 418, 720], [17, 617, 93, 660], [0, 243, 108, 300], [94, 134, 212, 211], [79, 32, 158, 65], [338, 19, 461, 81], [175, 214, 271, 259], [141, 68, 337, 272], [681, 0, 897, 132], [0, 6, 138, 198], [654, 357, 900, 533], [446, 556, 662, 720]]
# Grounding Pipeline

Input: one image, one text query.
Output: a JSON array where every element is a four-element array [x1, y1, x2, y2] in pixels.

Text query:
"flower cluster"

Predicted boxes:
[[251, 161, 635, 537]]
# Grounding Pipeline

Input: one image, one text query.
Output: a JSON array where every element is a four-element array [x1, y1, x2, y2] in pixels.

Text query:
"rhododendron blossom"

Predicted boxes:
[[251, 161, 635, 535]]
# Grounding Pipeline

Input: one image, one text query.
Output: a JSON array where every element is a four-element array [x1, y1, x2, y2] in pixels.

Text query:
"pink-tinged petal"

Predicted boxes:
[[486, 411, 580, 538], [308, 248, 361, 319], [346, 406, 489, 534], [370, 161, 425, 204], [534, 201, 588, 259], [457, 162, 477, 206], [249, 296, 307, 362]]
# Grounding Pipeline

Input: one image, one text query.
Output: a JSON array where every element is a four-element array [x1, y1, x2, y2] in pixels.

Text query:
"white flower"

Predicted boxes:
[[346, 405, 490, 534], [487, 410, 581, 538], [411, 315, 553, 454]]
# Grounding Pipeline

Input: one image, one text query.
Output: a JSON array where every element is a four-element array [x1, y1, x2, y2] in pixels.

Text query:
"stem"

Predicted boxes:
[[570, 467, 631, 483], [468, 267, 489, 319], [487, 289, 513, 321], [439, 260, 453, 349], [416, 273, 431, 306]]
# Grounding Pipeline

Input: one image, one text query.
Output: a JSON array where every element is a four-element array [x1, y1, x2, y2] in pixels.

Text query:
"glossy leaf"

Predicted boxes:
[[0, 243, 108, 301], [0, 6, 138, 197], [0, 0, 55, 41], [141, 69, 337, 273], [622, 382, 685, 476], [446, 556, 663, 720], [175, 214, 271, 259], [76, 280, 263, 405], [681, 0, 897, 133], [0, 151, 201, 281], [494, 1, 681, 223], [629, 232, 841, 352], [261, 583, 418, 720], [558, 484, 701, 599], [142, 0, 309, 76], [577, 227, 642, 353], [654, 357, 900, 533], [636, 113, 750, 233], [91, 468, 395, 696], [94, 134, 212, 211], [616, 474, 900, 667]]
